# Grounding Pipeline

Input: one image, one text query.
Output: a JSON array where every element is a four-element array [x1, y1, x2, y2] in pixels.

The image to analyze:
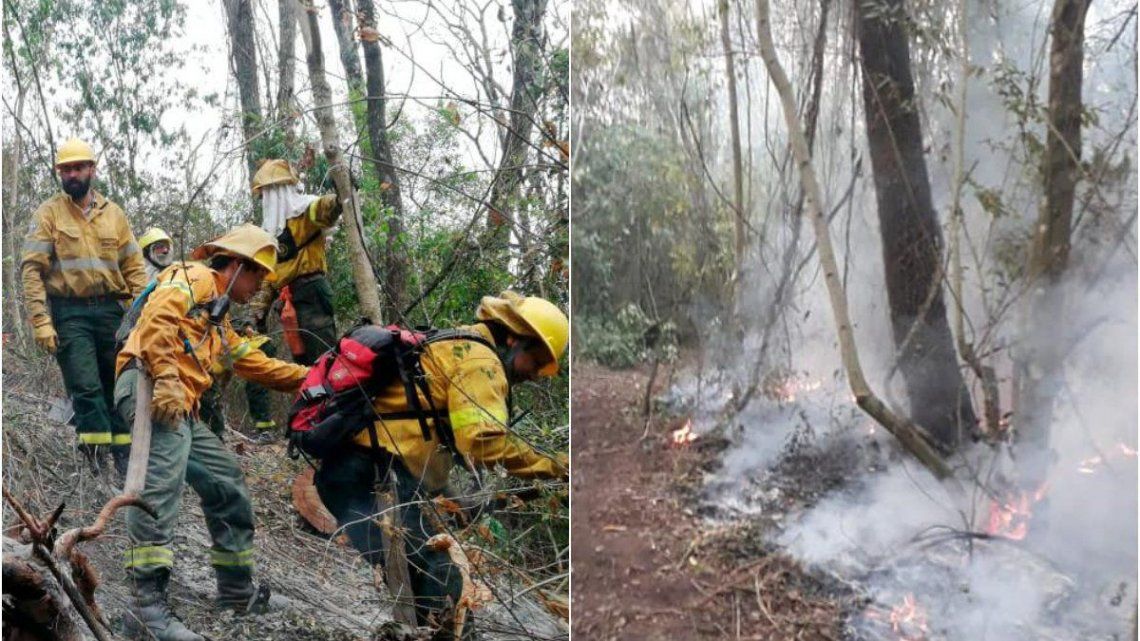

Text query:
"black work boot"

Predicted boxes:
[[215, 567, 290, 614], [123, 570, 204, 641]]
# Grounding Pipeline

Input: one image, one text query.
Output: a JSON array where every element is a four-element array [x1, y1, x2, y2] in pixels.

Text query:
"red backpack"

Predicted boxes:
[[286, 323, 498, 461]]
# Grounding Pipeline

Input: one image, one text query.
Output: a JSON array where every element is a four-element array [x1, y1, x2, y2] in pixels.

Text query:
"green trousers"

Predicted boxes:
[[114, 368, 256, 581], [288, 274, 337, 366], [51, 297, 130, 454], [314, 448, 467, 633]]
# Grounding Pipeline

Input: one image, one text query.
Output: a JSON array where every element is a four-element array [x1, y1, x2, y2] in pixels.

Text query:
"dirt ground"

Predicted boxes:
[[571, 361, 846, 641]]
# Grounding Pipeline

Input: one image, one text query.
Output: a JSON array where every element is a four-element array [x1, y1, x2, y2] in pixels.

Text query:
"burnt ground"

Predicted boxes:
[[571, 361, 854, 640], [1, 345, 564, 641]]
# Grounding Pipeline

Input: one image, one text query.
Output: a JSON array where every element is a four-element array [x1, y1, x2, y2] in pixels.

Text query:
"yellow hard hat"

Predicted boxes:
[[55, 138, 96, 167], [476, 291, 569, 377], [138, 227, 173, 251], [251, 159, 300, 195], [191, 223, 279, 282]]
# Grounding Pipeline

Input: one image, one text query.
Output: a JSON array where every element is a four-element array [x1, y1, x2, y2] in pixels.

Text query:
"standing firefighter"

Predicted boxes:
[[21, 138, 148, 476], [138, 227, 174, 280], [249, 158, 342, 364], [308, 292, 569, 639], [113, 224, 308, 641]]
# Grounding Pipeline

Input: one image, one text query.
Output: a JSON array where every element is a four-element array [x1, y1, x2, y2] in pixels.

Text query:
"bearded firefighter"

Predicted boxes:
[[248, 158, 342, 364], [113, 224, 309, 640], [21, 138, 148, 477], [312, 291, 570, 639]]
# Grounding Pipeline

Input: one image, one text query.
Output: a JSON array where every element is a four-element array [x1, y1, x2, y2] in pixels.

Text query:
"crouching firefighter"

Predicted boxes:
[[290, 292, 569, 639], [113, 224, 310, 641]]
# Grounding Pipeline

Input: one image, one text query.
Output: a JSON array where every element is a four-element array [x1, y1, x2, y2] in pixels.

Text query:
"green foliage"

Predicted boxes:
[[573, 124, 733, 334], [578, 304, 678, 369]]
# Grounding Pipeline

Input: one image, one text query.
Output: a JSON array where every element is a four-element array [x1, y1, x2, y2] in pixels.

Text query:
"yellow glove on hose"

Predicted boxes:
[[32, 317, 58, 354], [151, 374, 187, 427]]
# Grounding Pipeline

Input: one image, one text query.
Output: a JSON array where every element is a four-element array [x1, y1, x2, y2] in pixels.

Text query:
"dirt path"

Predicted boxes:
[[571, 361, 845, 641]]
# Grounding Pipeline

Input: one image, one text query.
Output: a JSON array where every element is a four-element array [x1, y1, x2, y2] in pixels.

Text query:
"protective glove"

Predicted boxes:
[[32, 317, 58, 353], [151, 374, 187, 427]]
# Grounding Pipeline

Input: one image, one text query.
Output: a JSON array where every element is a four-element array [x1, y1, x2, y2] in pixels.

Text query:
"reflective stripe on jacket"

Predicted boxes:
[[21, 191, 147, 321]]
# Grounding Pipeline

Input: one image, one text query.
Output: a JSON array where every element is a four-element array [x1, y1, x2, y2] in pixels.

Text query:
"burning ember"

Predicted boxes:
[[1077, 455, 1103, 475], [889, 594, 930, 640], [1076, 443, 1136, 474], [985, 484, 1048, 541], [866, 594, 930, 641], [670, 419, 696, 446], [1118, 443, 1137, 458]]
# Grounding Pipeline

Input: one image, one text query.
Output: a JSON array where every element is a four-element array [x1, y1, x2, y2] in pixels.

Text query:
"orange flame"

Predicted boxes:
[[671, 419, 696, 446], [888, 593, 929, 640], [985, 484, 1048, 541]]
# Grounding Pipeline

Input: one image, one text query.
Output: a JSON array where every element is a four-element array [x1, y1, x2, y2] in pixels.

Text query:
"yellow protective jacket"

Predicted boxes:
[[21, 191, 148, 321], [356, 323, 567, 491], [275, 194, 341, 287], [116, 262, 308, 411]]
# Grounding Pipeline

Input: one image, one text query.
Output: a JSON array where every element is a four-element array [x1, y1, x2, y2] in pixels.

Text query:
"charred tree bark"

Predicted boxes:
[[756, 0, 950, 478], [358, 0, 408, 315], [854, 0, 976, 450], [719, 0, 746, 312], [484, 0, 548, 263], [297, 0, 384, 322], [276, 0, 298, 142], [3, 542, 87, 641], [222, 0, 263, 177], [1016, 0, 1090, 478]]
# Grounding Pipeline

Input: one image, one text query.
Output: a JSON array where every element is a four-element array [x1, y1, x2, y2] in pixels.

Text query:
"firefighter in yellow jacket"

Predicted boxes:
[[112, 224, 309, 641], [248, 159, 342, 365], [313, 291, 569, 640], [21, 138, 148, 476]]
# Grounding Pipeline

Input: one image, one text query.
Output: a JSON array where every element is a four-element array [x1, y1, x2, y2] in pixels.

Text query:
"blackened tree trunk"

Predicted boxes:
[[1017, 0, 1090, 479], [222, 0, 263, 177], [484, 0, 549, 261], [854, 0, 976, 450], [276, 0, 298, 141], [358, 0, 408, 315]]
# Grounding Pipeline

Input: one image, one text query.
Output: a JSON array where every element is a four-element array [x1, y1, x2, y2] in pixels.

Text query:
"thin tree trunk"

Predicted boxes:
[[1016, 0, 1090, 481], [719, 0, 745, 312], [854, 0, 977, 450], [484, 0, 549, 261], [327, 0, 364, 94], [3, 90, 27, 343], [756, 0, 950, 478], [735, 0, 829, 412], [276, 0, 298, 142], [296, 0, 384, 323], [358, 0, 408, 315], [222, 0, 263, 177]]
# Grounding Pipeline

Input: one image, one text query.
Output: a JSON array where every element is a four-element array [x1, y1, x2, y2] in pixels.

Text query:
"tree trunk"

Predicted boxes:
[[484, 0, 549, 261], [719, 0, 745, 311], [756, 0, 950, 478], [3, 539, 88, 641], [1016, 0, 1090, 480], [296, 0, 384, 322], [3, 91, 27, 343], [222, 0, 263, 177], [854, 0, 976, 450], [276, 0, 298, 142], [327, 0, 364, 93], [358, 0, 408, 316]]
